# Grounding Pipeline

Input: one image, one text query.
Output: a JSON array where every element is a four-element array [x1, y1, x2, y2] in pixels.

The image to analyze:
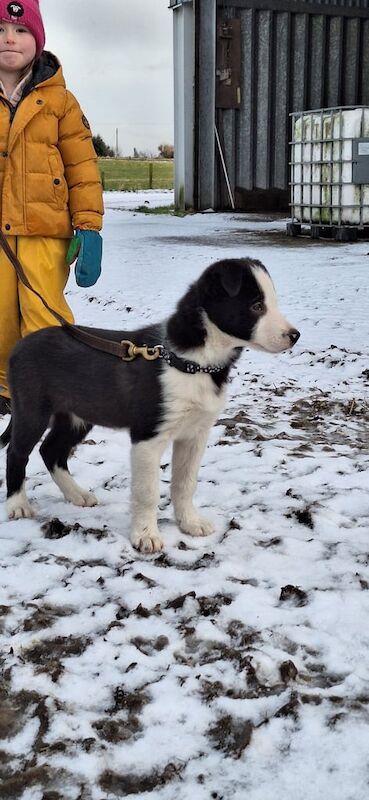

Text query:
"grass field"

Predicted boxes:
[[98, 158, 174, 191]]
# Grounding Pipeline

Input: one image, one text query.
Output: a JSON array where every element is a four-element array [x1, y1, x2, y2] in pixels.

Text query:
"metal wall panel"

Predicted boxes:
[[362, 20, 369, 105], [197, 0, 217, 209], [219, 0, 369, 16], [172, 2, 195, 209], [343, 17, 361, 104], [290, 0, 369, 9], [273, 13, 291, 189], [213, 0, 369, 209], [325, 16, 344, 106], [290, 14, 309, 111], [214, 7, 237, 207], [237, 9, 255, 189], [308, 16, 326, 109]]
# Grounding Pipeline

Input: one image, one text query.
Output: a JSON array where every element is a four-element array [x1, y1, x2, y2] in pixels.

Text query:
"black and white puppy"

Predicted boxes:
[[0, 258, 299, 553]]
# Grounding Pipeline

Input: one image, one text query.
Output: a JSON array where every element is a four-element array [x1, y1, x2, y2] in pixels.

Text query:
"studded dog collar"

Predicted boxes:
[[159, 346, 226, 374]]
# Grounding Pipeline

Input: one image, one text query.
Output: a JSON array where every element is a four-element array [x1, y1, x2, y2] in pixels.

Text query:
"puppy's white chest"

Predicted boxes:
[[160, 368, 226, 438]]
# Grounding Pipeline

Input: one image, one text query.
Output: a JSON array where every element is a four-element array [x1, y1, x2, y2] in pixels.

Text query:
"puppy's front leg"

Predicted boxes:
[[130, 437, 168, 554], [171, 431, 215, 537]]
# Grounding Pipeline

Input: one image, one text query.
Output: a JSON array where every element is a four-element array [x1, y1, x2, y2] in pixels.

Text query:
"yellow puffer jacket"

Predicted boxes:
[[0, 52, 103, 238]]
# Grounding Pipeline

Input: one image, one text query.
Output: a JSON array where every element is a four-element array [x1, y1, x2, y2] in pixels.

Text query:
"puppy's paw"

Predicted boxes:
[[77, 490, 98, 508], [52, 469, 98, 508], [7, 492, 34, 520], [178, 512, 215, 537], [131, 528, 164, 554], [66, 488, 98, 507]]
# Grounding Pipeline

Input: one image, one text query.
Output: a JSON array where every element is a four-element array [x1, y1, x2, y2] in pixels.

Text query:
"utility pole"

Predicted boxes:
[[115, 127, 119, 157]]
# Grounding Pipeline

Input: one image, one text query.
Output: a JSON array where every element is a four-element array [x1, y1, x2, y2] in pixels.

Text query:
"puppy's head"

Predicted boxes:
[[199, 258, 300, 353]]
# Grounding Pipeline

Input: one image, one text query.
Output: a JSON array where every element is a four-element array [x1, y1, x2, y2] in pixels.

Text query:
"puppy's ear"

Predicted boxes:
[[220, 265, 243, 297]]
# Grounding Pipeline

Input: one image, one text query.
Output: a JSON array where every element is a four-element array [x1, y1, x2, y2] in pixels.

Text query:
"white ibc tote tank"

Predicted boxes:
[[290, 106, 369, 227]]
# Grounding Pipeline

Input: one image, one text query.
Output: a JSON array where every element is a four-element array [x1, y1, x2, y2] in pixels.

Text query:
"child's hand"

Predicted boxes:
[[66, 229, 103, 287]]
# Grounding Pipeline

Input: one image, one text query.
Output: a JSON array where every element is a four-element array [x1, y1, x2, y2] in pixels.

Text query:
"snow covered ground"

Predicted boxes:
[[0, 191, 368, 799]]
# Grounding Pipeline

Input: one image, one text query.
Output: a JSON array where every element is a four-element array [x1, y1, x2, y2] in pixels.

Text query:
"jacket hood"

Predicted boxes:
[[31, 51, 65, 89], [16, 51, 65, 105]]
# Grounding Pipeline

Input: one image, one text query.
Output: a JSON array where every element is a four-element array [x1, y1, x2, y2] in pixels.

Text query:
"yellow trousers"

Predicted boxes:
[[0, 236, 74, 398]]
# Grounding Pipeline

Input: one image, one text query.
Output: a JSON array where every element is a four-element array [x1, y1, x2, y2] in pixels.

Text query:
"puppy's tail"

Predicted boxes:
[[0, 420, 11, 449]]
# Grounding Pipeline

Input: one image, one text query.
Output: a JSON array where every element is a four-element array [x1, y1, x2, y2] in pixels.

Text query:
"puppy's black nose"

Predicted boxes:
[[289, 329, 300, 345]]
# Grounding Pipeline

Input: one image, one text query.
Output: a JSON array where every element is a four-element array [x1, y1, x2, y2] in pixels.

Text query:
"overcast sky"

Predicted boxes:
[[42, 0, 174, 156]]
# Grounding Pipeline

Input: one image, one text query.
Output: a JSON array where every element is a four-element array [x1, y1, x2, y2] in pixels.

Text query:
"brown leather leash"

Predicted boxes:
[[0, 232, 228, 375], [0, 231, 162, 362]]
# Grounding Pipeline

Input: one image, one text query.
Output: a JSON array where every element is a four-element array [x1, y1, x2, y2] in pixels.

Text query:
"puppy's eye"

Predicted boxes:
[[251, 301, 264, 313]]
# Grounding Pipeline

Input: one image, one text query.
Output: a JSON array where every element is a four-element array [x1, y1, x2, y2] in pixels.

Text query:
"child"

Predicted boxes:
[[0, 0, 104, 415]]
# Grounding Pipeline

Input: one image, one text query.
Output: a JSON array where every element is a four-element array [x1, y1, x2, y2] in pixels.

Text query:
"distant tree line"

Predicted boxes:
[[93, 134, 174, 159], [92, 134, 115, 158]]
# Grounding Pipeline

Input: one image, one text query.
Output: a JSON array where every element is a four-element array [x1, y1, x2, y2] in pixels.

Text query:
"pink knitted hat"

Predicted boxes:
[[0, 1, 45, 58]]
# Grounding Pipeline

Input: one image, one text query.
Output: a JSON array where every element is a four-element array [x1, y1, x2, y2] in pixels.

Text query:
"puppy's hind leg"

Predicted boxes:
[[171, 431, 215, 537], [7, 414, 49, 520], [40, 413, 97, 507]]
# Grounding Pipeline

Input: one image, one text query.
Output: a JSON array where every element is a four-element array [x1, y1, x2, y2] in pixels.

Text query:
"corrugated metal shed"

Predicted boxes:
[[171, 0, 369, 211]]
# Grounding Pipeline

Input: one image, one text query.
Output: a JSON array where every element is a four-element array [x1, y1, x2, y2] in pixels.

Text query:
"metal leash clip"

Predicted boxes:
[[120, 340, 163, 362]]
